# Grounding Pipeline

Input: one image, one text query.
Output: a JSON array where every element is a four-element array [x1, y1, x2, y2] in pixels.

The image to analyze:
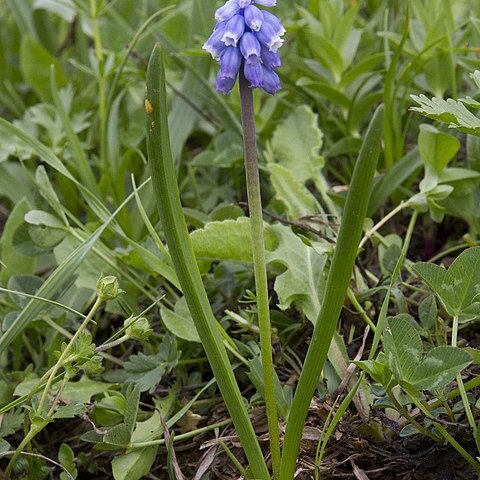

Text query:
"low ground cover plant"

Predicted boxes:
[[1, 1, 480, 479]]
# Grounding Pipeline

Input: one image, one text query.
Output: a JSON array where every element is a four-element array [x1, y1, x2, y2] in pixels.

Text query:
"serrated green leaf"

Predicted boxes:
[[0, 411, 23, 437], [123, 335, 179, 392], [408, 346, 472, 390], [410, 94, 480, 136], [0, 439, 10, 453], [58, 443, 75, 466], [160, 297, 200, 343], [269, 105, 324, 183], [268, 163, 319, 220], [58, 442, 77, 480], [111, 446, 158, 480], [267, 225, 327, 323]]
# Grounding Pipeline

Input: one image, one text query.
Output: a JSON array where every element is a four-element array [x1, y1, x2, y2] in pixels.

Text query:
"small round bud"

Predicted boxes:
[[96, 275, 124, 301], [125, 316, 153, 340]]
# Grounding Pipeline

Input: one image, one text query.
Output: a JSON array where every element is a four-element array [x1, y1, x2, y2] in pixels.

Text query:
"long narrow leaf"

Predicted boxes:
[[280, 105, 385, 479], [50, 69, 98, 192], [145, 44, 269, 479]]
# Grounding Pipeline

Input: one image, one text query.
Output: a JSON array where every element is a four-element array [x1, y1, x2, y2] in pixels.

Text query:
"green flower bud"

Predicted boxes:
[[125, 316, 152, 340], [82, 355, 104, 375], [96, 275, 124, 301]]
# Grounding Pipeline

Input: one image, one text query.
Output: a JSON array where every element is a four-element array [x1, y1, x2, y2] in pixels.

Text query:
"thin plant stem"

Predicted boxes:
[[452, 315, 476, 432], [359, 201, 406, 249], [37, 296, 103, 415], [0, 450, 75, 480], [5, 297, 102, 478], [386, 385, 440, 442], [346, 288, 376, 331], [132, 418, 233, 448], [369, 208, 419, 360], [219, 440, 249, 478], [409, 395, 480, 473], [239, 72, 281, 479], [4, 420, 49, 479]]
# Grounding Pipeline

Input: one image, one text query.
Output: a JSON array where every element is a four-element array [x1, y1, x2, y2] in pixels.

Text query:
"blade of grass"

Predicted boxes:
[[0, 179, 148, 355], [146, 44, 269, 479], [280, 105, 384, 479], [50, 68, 98, 193]]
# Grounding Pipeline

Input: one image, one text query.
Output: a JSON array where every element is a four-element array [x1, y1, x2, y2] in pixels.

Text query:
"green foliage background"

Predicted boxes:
[[2, 0, 480, 478]]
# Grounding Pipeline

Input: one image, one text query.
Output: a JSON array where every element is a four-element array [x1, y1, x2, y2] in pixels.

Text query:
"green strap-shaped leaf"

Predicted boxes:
[[280, 105, 384, 479], [145, 44, 269, 479]]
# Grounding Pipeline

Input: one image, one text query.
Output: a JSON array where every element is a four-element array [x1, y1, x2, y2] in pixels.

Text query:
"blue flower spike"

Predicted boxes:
[[203, 0, 284, 95]]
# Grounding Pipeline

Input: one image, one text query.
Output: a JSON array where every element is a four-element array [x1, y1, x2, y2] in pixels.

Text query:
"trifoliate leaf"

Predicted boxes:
[[408, 346, 472, 390], [383, 316, 423, 382], [413, 247, 480, 320]]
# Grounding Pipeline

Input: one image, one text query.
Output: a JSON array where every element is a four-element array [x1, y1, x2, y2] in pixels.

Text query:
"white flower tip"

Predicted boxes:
[[221, 35, 238, 47], [268, 39, 284, 53]]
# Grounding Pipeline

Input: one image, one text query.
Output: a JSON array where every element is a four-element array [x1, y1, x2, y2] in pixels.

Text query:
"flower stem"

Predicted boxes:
[[239, 72, 281, 479], [452, 315, 477, 433], [359, 200, 406, 249], [5, 296, 102, 479], [37, 296, 103, 416]]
